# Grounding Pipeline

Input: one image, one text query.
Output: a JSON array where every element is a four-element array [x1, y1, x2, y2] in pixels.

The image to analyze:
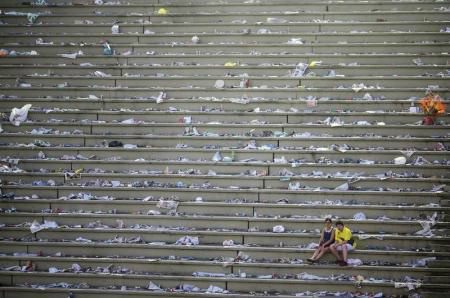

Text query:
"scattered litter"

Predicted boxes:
[[175, 236, 199, 246], [156, 91, 167, 104], [10, 104, 32, 126], [273, 225, 285, 233], [347, 259, 363, 266], [212, 151, 222, 162], [30, 220, 58, 233], [394, 156, 407, 165], [148, 281, 162, 291], [192, 35, 200, 44], [111, 24, 120, 34], [353, 212, 366, 220], [291, 62, 308, 77], [156, 8, 169, 15], [223, 239, 235, 246]]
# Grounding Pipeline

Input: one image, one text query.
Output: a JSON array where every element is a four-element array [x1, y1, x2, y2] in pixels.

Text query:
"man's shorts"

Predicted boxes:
[[336, 244, 354, 251]]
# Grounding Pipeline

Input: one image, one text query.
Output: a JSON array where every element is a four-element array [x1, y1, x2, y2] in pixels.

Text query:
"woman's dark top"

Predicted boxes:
[[321, 228, 335, 247]]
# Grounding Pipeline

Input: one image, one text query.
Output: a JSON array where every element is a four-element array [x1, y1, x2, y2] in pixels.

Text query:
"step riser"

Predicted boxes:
[[0, 228, 445, 250], [11, 112, 450, 124], [2, 33, 450, 44], [0, 99, 447, 112], [2, 88, 450, 101], [2, 66, 449, 77], [4, 124, 450, 138], [0, 214, 435, 234], [4, 186, 444, 205], [3, 173, 449, 193], [14, 161, 450, 177], [1, 55, 448, 66], [0, 242, 439, 265], [1, 135, 447, 150], [6, 76, 450, 88], [0, 272, 411, 296], [3, 12, 450, 23], [4, 44, 450, 55], [3, 3, 448, 13], [0, 199, 445, 219], [2, 23, 449, 34], [2, 147, 449, 163], [0, 257, 443, 280]]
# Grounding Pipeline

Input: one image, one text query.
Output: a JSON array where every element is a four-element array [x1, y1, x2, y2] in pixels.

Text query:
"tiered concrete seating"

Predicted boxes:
[[0, 0, 449, 297]]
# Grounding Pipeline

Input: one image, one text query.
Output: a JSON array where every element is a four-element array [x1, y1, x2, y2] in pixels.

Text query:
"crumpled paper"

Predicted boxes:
[[273, 225, 285, 233], [415, 212, 437, 236], [148, 281, 162, 291], [353, 212, 366, 220], [10, 104, 32, 126], [347, 259, 363, 266], [30, 220, 58, 233], [395, 281, 422, 291], [175, 236, 199, 246]]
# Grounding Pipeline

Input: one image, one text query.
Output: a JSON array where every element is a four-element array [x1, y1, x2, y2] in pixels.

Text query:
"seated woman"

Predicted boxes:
[[329, 220, 356, 266], [307, 218, 335, 263]]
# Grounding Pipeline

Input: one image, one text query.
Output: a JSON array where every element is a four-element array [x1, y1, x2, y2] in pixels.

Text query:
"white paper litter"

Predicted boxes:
[[353, 212, 366, 220], [30, 220, 58, 233], [111, 24, 120, 34], [212, 152, 222, 162], [206, 285, 224, 293], [192, 35, 200, 44], [148, 281, 162, 291], [347, 258, 363, 266], [272, 225, 285, 233], [156, 199, 178, 210], [10, 104, 32, 126], [222, 239, 235, 246], [175, 236, 199, 246], [394, 156, 407, 165]]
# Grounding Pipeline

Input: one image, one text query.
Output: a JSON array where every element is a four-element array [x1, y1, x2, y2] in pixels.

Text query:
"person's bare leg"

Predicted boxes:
[[311, 248, 321, 260], [329, 244, 341, 261], [342, 245, 348, 262], [314, 247, 329, 260]]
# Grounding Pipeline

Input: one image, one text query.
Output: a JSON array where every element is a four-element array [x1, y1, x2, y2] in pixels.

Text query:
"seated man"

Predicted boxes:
[[329, 220, 355, 266]]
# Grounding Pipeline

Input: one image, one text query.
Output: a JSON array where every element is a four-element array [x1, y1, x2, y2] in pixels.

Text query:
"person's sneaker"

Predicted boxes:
[[306, 258, 315, 263], [339, 261, 348, 266]]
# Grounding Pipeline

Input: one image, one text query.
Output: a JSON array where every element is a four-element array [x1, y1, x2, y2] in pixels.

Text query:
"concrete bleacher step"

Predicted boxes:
[[1, 87, 448, 101], [2, 240, 448, 265], [3, 1, 449, 13], [1, 146, 448, 163], [8, 159, 450, 177], [3, 43, 450, 55], [6, 184, 448, 205], [2, 256, 449, 281], [2, 123, 450, 138], [1, 173, 449, 191], [2, 75, 450, 89], [1, 64, 449, 77], [2, 270, 448, 297], [1, 133, 447, 150], [1, 32, 450, 44], [1, 226, 448, 251], [1, 54, 448, 66], [0, 0, 449, 296], [3, 11, 450, 24], [2, 98, 449, 115]]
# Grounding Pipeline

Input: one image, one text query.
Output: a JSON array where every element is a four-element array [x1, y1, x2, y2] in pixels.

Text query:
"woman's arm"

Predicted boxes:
[[319, 230, 324, 245]]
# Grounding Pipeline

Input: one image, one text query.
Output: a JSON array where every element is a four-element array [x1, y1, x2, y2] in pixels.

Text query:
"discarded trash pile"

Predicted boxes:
[[0, 0, 449, 298]]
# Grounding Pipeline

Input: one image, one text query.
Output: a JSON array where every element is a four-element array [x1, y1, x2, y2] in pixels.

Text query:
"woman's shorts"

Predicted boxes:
[[336, 244, 354, 251]]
